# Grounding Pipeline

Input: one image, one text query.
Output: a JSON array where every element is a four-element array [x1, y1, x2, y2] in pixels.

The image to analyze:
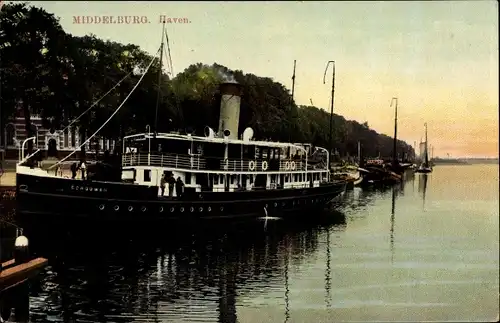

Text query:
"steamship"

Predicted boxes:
[[15, 39, 347, 224]]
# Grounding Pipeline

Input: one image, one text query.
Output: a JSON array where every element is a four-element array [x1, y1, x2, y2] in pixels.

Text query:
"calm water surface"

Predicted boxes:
[[7, 165, 500, 322]]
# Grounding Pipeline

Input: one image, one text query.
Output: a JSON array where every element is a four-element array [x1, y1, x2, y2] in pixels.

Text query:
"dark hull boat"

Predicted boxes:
[[16, 59, 347, 226], [358, 166, 401, 186], [415, 167, 432, 174], [16, 170, 345, 224]]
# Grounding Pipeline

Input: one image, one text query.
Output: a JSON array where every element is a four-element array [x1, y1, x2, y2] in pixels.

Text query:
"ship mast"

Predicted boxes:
[[289, 60, 296, 142], [154, 21, 166, 135], [291, 60, 296, 104], [391, 97, 398, 168], [323, 61, 335, 165], [424, 122, 429, 168]]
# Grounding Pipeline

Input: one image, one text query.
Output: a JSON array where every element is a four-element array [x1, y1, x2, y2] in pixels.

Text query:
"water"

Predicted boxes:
[[2, 165, 499, 322]]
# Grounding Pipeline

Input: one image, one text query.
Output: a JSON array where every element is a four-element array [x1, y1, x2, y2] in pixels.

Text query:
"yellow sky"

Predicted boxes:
[[27, 1, 499, 157]]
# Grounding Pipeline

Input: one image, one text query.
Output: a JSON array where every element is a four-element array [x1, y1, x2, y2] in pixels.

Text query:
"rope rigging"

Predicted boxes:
[[48, 47, 161, 170]]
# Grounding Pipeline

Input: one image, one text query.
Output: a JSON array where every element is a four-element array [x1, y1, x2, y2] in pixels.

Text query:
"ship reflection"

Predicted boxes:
[[26, 212, 346, 323], [418, 174, 429, 208], [390, 185, 397, 264]]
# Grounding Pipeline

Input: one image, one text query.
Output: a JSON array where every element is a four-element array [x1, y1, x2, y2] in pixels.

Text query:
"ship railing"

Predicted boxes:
[[122, 153, 312, 172], [122, 153, 206, 170]]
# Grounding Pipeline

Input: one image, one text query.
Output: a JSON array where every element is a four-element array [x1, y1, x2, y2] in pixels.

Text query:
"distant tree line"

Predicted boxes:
[[0, 3, 415, 159]]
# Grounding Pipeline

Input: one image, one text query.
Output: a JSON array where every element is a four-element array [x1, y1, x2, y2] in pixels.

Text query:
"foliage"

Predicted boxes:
[[0, 3, 414, 158]]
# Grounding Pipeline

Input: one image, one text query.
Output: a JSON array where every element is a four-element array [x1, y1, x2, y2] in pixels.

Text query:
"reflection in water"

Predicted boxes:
[[390, 186, 396, 264], [26, 214, 346, 323], [3, 166, 498, 322], [418, 174, 429, 208], [325, 226, 332, 308], [283, 235, 290, 323]]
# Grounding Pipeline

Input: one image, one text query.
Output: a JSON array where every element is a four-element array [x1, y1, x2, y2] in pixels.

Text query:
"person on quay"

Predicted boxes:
[[176, 176, 185, 198]]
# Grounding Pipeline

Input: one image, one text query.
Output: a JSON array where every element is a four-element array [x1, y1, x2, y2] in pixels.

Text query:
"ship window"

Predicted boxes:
[[71, 127, 76, 147], [64, 129, 69, 148], [143, 169, 151, 182], [6, 123, 15, 146]]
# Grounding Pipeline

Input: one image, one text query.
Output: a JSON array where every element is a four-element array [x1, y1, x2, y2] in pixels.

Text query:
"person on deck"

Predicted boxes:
[[176, 177, 185, 198], [160, 174, 166, 196], [71, 162, 77, 179], [80, 160, 86, 180], [167, 174, 176, 197]]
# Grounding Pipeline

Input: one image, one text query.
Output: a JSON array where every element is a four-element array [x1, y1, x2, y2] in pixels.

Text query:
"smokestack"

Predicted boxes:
[[218, 82, 242, 140]]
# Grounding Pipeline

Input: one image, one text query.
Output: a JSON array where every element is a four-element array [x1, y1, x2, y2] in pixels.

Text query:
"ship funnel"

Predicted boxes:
[[218, 82, 242, 140], [204, 126, 216, 139]]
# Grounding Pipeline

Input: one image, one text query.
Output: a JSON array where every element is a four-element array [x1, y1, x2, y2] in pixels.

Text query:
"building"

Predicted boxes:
[[2, 112, 116, 161]]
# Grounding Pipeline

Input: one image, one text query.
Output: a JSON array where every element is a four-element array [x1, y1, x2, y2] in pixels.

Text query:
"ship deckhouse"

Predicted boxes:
[[122, 82, 331, 197]]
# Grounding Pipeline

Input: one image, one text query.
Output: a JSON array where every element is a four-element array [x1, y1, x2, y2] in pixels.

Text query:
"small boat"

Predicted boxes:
[[415, 123, 432, 174], [333, 165, 362, 189], [357, 161, 403, 186]]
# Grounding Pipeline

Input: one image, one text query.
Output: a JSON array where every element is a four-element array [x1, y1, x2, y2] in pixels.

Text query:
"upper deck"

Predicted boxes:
[[122, 132, 329, 173]]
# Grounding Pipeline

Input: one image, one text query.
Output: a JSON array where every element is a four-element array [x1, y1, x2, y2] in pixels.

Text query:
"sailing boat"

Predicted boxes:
[[14, 26, 347, 225], [415, 122, 432, 173]]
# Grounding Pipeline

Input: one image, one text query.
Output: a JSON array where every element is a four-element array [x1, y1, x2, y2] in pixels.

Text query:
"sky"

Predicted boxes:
[[24, 1, 499, 158]]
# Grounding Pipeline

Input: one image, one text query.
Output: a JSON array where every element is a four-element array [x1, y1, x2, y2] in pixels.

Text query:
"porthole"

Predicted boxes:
[[99, 204, 105, 211], [274, 202, 277, 207], [170, 207, 175, 213], [208, 207, 211, 212], [141, 206, 147, 212], [190, 207, 194, 213], [128, 206, 133, 212], [180, 207, 184, 212], [199, 207, 203, 212], [220, 206, 224, 212], [114, 205, 119, 211], [159, 206, 164, 213]]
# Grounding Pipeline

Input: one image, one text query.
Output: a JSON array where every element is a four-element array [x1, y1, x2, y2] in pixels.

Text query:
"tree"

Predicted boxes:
[[0, 3, 68, 153]]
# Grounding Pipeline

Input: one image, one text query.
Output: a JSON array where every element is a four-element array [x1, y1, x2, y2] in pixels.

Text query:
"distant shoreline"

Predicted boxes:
[[433, 158, 498, 165]]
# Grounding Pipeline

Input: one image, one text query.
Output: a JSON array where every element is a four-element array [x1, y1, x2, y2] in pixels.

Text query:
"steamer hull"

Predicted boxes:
[[16, 171, 346, 225]]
